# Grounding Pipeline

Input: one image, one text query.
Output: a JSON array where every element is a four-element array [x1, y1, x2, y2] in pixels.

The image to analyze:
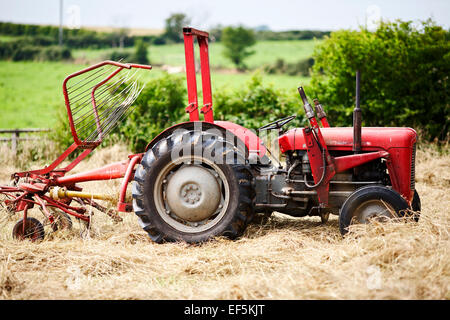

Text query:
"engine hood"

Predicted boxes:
[[279, 127, 417, 153]]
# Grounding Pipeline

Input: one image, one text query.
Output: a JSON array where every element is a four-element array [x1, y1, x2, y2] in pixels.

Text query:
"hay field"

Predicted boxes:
[[0, 142, 449, 300]]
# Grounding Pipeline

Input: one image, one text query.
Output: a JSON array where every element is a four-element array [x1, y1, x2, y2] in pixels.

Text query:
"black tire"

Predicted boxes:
[[411, 190, 421, 222], [339, 185, 409, 235], [12, 217, 45, 241], [132, 130, 255, 243]]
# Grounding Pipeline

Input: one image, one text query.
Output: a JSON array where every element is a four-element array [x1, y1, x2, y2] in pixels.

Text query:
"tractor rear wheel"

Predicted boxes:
[[132, 130, 254, 243], [339, 185, 409, 235]]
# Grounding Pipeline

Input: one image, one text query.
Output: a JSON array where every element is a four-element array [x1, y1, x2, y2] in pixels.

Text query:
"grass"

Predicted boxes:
[[73, 39, 320, 70], [1, 39, 317, 129], [0, 142, 448, 299], [0, 61, 87, 128], [0, 60, 309, 129]]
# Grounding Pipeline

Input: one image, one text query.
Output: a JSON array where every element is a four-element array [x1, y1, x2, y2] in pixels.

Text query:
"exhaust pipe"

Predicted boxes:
[[353, 70, 362, 153]]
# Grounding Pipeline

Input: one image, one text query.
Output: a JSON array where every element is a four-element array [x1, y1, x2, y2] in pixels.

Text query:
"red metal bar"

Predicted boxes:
[[55, 159, 130, 185], [334, 151, 389, 173], [320, 118, 330, 128], [35, 194, 55, 224], [117, 154, 142, 212], [183, 31, 200, 121], [128, 64, 152, 70], [41, 195, 89, 222], [198, 36, 214, 123], [22, 203, 29, 233], [184, 27, 210, 38]]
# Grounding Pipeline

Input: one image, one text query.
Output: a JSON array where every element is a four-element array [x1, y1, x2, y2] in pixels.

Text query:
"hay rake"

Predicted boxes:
[[0, 60, 151, 241]]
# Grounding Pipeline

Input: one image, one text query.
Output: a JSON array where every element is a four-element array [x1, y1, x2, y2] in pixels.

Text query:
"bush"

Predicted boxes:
[[264, 57, 314, 76], [213, 73, 304, 129], [133, 40, 149, 65], [255, 30, 331, 41], [39, 46, 72, 61], [106, 50, 133, 62], [12, 46, 40, 61], [309, 19, 450, 141], [116, 73, 187, 152]]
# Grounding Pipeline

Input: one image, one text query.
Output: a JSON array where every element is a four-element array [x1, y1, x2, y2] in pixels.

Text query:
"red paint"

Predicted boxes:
[[215, 121, 267, 157], [334, 151, 390, 173], [55, 159, 131, 185], [279, 127, 417, 203], [117, 154, 142, 212], [183, 28, 214, 123], [279, 127, 417, 152], [320, 118, 330, 128], [183, 32, 200, 121]]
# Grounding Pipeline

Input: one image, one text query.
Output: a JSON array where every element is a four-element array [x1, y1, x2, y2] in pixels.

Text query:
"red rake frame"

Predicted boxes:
[[0, 61, 151, 237]]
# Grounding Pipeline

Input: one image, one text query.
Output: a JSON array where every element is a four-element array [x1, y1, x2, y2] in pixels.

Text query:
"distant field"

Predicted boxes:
[[0, 60, 309, 129], [74, 39, 320, 69]]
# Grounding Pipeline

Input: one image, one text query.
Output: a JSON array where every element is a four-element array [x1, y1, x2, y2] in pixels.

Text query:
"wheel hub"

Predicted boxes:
[[181, 183, 202, 205], [166, 165, 221, 222], [356, 200, 394, 223]]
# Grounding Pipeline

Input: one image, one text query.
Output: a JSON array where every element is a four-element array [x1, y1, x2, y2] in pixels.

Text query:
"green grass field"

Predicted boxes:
[[74, 39, 320, 68], [1, 39, 317, 129]]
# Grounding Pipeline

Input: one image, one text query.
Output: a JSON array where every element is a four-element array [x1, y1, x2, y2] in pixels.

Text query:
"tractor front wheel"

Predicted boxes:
[[411, 190, 421, 222], [339, 186, 410, 235]]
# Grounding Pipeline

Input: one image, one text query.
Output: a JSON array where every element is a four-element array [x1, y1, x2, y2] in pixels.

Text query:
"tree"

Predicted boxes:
[[309, 19, 450, 141], [221, 26, 256, 70], [133, 39, 149, 65], [164, 13, 190, 43]]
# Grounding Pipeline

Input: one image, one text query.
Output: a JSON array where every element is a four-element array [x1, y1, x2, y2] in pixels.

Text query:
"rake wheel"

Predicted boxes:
[[12, 217, 45, 242]]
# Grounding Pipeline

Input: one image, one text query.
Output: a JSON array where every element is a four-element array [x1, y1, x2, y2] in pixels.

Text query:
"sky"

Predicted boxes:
[[0, 0, 449, 31]]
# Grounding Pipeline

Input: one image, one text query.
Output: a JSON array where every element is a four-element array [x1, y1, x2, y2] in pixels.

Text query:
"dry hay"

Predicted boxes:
[[0, 142, 448, 300]]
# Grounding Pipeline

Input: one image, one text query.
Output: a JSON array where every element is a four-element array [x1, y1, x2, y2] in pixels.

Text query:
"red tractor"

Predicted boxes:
[[0, 27, 419, 243]]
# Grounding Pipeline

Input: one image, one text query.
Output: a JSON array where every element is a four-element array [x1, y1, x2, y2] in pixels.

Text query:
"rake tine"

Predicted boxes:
[[75, 82, 137, 138], [70, 70, 130, 114], [76, 77, 140, 139], [67, 64, 117, 100], [71, 69, 136, 124]]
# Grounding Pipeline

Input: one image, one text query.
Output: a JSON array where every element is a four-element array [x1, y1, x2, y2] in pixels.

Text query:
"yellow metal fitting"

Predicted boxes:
[[48, 187, 115, 201]]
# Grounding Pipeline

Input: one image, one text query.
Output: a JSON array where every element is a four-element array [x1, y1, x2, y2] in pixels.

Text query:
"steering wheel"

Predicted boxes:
[[258, 115, 296, 132]]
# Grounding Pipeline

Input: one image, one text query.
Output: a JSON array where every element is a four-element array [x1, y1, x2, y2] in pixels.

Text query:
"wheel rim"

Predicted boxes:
[[153, 155, 230, 233], [354, 199, 395, 223]]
